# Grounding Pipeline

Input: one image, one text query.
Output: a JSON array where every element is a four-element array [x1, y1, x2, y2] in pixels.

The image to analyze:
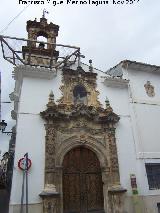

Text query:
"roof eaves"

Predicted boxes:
[[106, 60, 160, 74]]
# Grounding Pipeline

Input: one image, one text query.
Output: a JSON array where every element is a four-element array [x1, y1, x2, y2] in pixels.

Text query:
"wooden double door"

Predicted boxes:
[[63, 147, 104, 213]]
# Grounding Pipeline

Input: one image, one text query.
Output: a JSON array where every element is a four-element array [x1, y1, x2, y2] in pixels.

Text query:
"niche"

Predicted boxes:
[[73, 85, 87, 105]]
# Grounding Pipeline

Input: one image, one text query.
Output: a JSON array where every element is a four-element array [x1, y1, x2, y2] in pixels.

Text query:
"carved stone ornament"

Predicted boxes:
[[144, 81, 155, 97], [58, 67, 101, 107], [40, 69, 127, 213]]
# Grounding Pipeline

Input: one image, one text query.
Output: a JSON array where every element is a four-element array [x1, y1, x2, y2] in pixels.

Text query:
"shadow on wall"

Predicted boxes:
[[0, 189, 9, 213]]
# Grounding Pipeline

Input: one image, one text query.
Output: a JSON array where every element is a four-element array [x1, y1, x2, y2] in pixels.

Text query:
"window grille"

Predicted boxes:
[[157, 203, 160, 213], [145, 164, 160, 190]]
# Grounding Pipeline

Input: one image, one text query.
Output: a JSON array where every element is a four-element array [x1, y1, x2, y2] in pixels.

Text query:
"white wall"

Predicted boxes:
[[128, 69, 160, 157], [10, 71, 62, 204], [10, 114, 45, 204], [19, 73, 62, 114], [127, 68, 160, 196], [10, 65, 160, 205]]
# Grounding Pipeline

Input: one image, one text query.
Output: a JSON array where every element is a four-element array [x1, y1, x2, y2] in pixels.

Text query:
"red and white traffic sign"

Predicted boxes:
[[18, 157, 32, 171]]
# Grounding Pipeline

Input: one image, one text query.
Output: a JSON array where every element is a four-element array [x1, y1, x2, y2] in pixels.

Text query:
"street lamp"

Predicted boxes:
[[0, 120, 12, 135], [0, 101, 13, 135], [0, 120, 7, 132]]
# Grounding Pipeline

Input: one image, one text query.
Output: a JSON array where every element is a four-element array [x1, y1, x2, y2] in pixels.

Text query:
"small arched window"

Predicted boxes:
[[73, 85, 87, 105], [36, 35, 47, 49]]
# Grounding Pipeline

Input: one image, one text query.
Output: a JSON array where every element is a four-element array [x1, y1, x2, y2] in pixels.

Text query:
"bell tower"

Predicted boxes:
[[22, 16, 59, 67]]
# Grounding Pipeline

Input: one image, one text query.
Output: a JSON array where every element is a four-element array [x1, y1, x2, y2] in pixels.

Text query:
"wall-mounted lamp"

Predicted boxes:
[[0, 120, 12, 135]]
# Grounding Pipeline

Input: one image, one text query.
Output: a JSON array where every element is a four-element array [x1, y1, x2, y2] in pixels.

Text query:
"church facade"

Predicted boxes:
[[8, 17, 160, 213]]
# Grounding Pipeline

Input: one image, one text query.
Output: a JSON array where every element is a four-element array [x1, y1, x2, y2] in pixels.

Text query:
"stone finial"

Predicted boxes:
[[47, 91, 56, 108], [89, 59, 93, 72], [105, 97, 110, 108], [49, 90, 54, 103]]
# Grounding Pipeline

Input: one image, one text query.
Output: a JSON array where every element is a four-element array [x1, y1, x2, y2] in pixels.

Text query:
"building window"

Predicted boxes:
[[157, 203, 160, 213], [145, 164, 160, 190]]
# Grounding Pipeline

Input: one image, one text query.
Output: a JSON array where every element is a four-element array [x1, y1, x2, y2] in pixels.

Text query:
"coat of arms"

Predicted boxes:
[[144, 81, 155, 97]]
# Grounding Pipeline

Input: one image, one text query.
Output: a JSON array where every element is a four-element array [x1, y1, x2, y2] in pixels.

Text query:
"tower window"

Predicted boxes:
[[36, 36, 47, 48], [73, 85, 87, 105]]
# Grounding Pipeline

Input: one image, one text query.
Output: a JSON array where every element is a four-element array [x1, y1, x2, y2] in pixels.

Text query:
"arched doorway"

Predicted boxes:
[[62, 146, 104, 213]]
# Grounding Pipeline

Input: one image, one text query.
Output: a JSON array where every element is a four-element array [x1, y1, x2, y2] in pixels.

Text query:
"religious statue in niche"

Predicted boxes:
[[73, 84, 88, 105], [144, 81, 155, 97]]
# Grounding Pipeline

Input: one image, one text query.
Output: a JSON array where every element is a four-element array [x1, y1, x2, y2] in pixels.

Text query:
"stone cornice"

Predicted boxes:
[[108, 185, 127, 194], [63, 66, 97, 79], [40, 102, 119, 125], [13, 65, 56, 80], [102, 76, 129, 88]]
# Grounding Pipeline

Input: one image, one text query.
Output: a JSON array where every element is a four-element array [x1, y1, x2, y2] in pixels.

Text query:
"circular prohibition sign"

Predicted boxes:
[[18, 158, 32, 171]]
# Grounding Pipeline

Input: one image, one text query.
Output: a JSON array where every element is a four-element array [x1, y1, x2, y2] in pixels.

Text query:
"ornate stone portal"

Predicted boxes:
[[40, 66, 126, 213]]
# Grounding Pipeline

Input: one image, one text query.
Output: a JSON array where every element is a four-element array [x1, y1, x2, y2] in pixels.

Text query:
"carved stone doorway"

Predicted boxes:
[[62, 146, 104, 213]]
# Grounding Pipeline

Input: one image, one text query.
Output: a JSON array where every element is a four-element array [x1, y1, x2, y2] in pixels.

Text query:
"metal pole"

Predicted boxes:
[[0, 34, 80, 49], [24, 153, 28, 213], [20, 169, 25, 213]]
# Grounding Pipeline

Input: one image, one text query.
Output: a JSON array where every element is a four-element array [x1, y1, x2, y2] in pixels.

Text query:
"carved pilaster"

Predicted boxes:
[[45, 126, 56, 184], [108, 128, 120, 184]]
